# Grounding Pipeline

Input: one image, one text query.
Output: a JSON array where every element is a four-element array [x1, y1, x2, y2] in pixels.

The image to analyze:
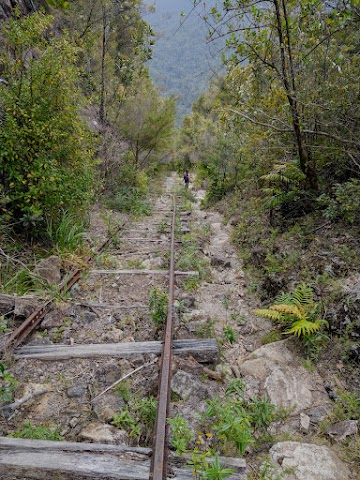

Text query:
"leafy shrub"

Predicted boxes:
[[112, 396, 157, 445], [200, 380, 275, 455], [168, 414, 194, 455], [318, 179, 360, 224], [0, 12, 95, 236]]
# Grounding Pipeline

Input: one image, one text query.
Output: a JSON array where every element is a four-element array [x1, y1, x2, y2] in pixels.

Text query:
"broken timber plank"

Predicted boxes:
[[0, 437, 246, 480], [15, 338, 218, 362], [89, 269, 199, 276]]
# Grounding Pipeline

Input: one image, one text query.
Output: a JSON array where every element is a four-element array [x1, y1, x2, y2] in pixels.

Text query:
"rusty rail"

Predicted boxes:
[[5, 222, 126, 349], [149, 196, 176, 480]]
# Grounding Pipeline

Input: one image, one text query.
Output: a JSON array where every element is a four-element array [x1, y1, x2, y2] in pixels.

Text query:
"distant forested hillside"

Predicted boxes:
[[146, 0, 223, 121]]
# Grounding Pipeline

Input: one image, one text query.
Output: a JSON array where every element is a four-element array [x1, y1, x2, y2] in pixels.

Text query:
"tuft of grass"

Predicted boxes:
[[9, 421, 62, 441], [47, 211, 85, 254], [106, 187, 151, 218], [149, 288, 168, 327]]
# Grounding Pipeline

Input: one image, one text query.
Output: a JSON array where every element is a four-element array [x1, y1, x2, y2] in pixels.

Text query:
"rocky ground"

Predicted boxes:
[[0, 174, 359, 480]]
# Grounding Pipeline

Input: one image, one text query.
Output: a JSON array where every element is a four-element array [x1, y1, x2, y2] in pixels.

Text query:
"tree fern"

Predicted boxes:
[[254, 284, 328, 339]]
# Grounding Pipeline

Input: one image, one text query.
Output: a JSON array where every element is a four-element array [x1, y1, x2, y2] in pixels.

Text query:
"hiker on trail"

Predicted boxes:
[[183, 170, 190, 189]]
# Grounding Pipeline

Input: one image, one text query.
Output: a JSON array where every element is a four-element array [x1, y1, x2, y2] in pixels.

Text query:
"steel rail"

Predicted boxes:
[[149, 196, 176, 480], [5, 222, 126, 349]]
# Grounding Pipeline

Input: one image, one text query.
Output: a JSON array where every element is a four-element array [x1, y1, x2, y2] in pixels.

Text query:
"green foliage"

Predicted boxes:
[[260, 161, 307, 213], [223, 325, 237, 344], [330, 390, 360, 422], [0, 316, 8, 334], [106, 187, 151, 217], [261, 330, 283, 345], [106, 170, 151, 217], [168, 414, 194, 456], [200, 380, 275, 455], [149, 287, 168, 327], [116, 77, 176, 170], [195, 319, 216, 338], [9, 421, 62, 441], [255, 284, 328, 338], [0, 363, 17, 403], [112, 396, 157, 445], [112, 407, 140, 438], [318, 179, 360, 224], [0, 12, 95, 236], [46, 211, 85, 254], [176, 243, 210, 279], [187, 450, 235, 480]]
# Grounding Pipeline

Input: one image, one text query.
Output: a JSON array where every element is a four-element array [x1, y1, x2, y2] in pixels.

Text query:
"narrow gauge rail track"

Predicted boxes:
[[5, 222, 127, 350], [1, 186, 230, 479]]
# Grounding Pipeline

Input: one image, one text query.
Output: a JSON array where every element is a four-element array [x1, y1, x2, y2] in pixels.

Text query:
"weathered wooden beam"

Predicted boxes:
[[89, 269, 199, 276], [118, 238, 170, 242], [15, 339, 218, 362], [0, 437, 246, 480], [74, 302, 148, 310]]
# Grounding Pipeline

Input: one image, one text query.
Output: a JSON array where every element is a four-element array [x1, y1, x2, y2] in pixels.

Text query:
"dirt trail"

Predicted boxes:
[[2, 174, 358, 480]]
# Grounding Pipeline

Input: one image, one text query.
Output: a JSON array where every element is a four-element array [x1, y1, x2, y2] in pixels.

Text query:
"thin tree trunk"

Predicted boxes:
[[273, 0, 318, 190], [99, 3, 107, 123]]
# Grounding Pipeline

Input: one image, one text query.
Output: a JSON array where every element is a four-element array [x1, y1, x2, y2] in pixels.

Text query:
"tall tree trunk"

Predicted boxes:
[[99, 3, 107, 124], [273, 0, 318, 190]]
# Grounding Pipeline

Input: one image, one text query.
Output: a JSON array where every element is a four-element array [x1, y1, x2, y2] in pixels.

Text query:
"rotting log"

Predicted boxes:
[[0, 437, 246, 480], [15, 338, 218, 362]]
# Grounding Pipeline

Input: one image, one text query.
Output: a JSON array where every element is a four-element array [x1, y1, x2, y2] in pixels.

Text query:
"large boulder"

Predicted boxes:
[[268, 441, 352, 480], [237, 340, 329, 415]]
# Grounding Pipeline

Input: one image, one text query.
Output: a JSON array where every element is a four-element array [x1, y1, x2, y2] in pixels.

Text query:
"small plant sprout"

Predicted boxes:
[[168, 414, 194, 456], [0, 363, 17, 402], [149, 287, 168, 327]]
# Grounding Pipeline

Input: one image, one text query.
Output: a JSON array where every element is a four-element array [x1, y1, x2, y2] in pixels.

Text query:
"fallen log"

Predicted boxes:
[[15, 339, 218, 362], [0, 437, 246, 480]]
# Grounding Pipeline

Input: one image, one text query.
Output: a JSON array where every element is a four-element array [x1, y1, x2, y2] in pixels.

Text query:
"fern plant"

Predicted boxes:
[[260, 161, 305, 210], [254, 284, 328, 338]]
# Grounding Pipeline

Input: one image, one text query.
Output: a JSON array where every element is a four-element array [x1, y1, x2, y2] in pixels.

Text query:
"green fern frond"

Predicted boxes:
[[269, 304, 303, 319], [261, 173, 292, 184], [255, 284, 328, 339], [253, 308, 285, 323], [284, 318, 323, 337], [263, 193, 293, 209], [275, 292, 293, 305], [292, 284, 314, 306]]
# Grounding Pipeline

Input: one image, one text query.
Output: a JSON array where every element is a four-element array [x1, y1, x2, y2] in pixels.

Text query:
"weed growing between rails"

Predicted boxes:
[[167, 378, 279, 478]]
